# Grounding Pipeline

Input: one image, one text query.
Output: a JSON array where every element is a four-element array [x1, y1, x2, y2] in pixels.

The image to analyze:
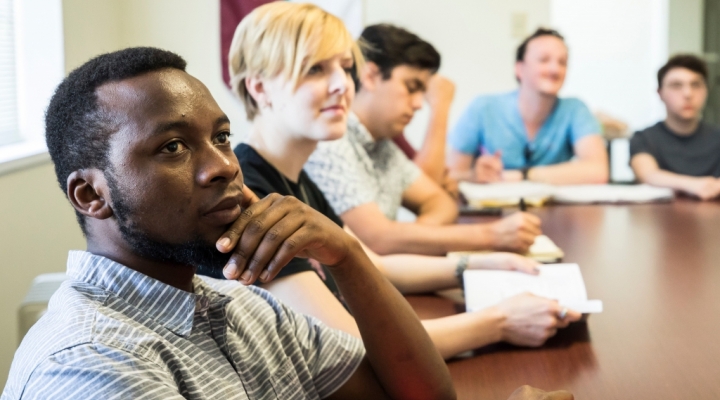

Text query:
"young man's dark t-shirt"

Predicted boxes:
[[233, 143, 345, 305], [630, 121, 720, 177]]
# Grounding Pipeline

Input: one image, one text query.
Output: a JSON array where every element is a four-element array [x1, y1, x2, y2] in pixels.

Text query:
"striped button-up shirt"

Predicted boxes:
[[2, 251, 364, 399]]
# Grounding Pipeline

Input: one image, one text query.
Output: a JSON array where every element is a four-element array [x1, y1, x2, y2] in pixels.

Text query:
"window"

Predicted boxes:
[[0, 0, 19, 147]]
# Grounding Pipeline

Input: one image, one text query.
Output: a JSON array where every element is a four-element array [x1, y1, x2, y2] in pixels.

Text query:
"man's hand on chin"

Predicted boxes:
[[214, 186, 355, 285]]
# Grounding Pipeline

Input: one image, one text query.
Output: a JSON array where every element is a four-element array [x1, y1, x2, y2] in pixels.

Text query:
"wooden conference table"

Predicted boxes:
[[406, 199, 720, 399]]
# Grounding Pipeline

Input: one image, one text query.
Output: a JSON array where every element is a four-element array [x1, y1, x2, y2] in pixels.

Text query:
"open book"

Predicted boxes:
[[448, 234, 564, 263], [463, 263, 603, 314], [459, 182, 674, 207]]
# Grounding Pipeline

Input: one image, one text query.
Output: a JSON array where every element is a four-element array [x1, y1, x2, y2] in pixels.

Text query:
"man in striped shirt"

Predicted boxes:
[[2, 47, 454, 399]]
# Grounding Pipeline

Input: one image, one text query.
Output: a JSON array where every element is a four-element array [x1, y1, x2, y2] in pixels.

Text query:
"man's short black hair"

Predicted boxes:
[[355, 24, 440, 89], [45, 47, 187, 234], [657, 54, 708, 89], [516, 28, 565, 62]]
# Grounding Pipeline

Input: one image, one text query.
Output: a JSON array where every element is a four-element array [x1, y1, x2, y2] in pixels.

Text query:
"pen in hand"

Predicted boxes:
[[519, 197, 527, 212]]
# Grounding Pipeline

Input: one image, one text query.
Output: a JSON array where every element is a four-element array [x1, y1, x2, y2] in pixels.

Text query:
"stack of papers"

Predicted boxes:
[[552, 184, 674, 204], [458, 182, 553, 208], [459, 182, 674, 207], [463, 263, 603, 314], [448, 234, 564, 263]]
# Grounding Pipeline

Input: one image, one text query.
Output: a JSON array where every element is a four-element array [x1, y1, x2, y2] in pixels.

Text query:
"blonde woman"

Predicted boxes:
[[227, 2, 581, 362]]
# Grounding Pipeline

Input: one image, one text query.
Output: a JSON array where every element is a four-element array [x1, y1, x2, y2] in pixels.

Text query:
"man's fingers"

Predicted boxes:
[[223, 194, 294, 279], [262, 228, 315, 283], [241, 216, 305, 285], [217, 193, 276, 253]]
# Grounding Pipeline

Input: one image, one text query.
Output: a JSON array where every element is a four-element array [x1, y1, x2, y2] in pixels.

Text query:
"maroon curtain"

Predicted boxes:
[[220, 0, 276, 88], [393, 134, 417, 160]]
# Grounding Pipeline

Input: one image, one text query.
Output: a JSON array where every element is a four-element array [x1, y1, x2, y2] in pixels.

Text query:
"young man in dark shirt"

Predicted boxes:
[[630, 55, 720, 200]]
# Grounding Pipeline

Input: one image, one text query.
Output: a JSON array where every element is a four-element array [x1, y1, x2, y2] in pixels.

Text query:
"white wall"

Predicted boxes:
[[551, 0, 669, 132], [364, 0, 552, 148]]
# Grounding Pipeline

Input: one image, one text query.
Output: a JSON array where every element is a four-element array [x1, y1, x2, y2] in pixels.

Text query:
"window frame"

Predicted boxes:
[[0, 0, 64, 176]]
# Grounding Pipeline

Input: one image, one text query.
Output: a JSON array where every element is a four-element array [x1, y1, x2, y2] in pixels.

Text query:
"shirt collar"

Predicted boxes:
[[66, 250, 222, 337]]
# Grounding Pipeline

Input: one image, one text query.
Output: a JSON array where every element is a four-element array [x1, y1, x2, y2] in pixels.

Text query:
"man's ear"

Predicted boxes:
[[67, 169, 113, 220], [358, 62, 382, 92], [245, 76, 271, 109], [514, 61, 523, 83]]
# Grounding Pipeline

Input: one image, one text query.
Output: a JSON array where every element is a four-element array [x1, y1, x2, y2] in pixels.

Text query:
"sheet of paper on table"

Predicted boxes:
[[551, 184, 674, 204], [458, 181, 553, 207], [463, 263, 603, 314], [448, 234, 563, 263], [459, 182, 674, 207]]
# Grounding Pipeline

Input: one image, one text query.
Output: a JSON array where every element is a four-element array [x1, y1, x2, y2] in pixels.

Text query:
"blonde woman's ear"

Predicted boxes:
[[245, 76, 271, 108]]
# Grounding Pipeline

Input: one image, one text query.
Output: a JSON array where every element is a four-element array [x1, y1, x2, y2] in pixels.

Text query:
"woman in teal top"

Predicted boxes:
[[448, 28, 608, 185]]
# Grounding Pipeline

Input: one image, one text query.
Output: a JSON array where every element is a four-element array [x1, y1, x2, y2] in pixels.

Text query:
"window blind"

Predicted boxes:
[[0, 0, 19, 146]]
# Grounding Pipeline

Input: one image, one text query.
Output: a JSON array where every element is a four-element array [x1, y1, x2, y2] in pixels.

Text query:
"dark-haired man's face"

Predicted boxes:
[[360, 64, 432, 140], [659, 67, 707, 122], [94, 69, 243, 276]]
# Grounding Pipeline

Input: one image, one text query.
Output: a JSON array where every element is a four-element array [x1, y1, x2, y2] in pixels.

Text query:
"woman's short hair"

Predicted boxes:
[[228, 2, 363, 120]]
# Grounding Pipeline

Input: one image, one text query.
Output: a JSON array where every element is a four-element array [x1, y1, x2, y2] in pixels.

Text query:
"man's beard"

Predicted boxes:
[[107, 172, 230, 279]]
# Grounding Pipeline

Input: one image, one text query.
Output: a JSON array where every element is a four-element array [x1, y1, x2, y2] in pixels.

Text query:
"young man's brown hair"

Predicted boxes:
[[657, 54, 708, 89]]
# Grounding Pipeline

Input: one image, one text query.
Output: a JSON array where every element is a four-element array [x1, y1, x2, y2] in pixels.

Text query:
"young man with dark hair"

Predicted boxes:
[[357, 24, 458, 195], [2, 47, 455, 400], [305, 24, 542, 257], [630, 54, 720, 200], [447, 28, 608, 185]]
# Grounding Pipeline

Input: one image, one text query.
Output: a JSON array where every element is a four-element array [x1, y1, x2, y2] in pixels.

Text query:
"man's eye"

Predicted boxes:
[[161, 141, 187, 154], [214, 132, 232, 145]]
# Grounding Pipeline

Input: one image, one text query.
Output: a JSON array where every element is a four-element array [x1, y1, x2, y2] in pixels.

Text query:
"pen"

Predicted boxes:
[[519, 197, 526, 212]]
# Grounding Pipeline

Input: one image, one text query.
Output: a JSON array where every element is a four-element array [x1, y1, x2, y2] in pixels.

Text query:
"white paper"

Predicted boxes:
[[463, 263, 602, 314], [552, 184, 673, 204], [458, 181, 554, 204], [460, 182, 673, 205]]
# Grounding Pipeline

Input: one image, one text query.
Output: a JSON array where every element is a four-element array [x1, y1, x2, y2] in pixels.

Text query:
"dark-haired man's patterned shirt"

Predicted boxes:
[[2, 251, 364, 400], [305, 112, 421, 220]]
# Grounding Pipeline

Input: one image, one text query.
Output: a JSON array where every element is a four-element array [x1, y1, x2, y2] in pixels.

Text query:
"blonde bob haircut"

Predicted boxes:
[[229, 2, 364, 120]]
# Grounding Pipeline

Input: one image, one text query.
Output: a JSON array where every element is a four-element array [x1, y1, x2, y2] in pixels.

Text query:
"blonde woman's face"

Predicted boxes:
[[264, 50, 355, 141]]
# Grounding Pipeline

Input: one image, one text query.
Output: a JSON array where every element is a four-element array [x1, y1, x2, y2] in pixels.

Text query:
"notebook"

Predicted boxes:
[[448, 234, 564, 263], [463, 263, 603, 314]]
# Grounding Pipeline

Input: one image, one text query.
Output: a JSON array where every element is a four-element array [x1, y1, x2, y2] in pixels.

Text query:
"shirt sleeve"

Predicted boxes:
[[629, 130, 652, 158], [448, 96, 486, 156], [568, 98, 602, 144], [248, 286, 365, 398], [19, 345, 185, 400], [305, 138, 376, 216]]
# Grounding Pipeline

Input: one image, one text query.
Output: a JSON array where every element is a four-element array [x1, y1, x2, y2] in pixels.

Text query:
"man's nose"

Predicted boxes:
[[411, 92, 424, 110], [197, 146, 240, 186]]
